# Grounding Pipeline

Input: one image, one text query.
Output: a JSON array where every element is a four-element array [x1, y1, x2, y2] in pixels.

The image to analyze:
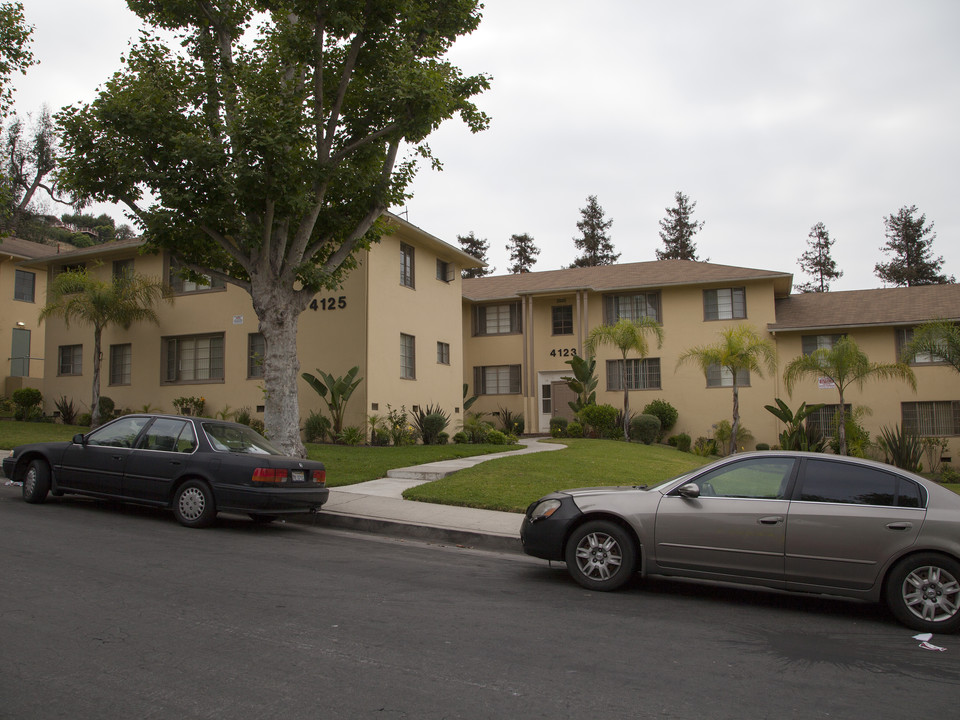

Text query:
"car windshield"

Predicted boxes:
[[201, 422, 282, 455]]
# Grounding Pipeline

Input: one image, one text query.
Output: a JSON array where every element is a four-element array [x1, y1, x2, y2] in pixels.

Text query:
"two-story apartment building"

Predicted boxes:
[[1, 237, 60, 396], [16, 216, 481, 431], [462, 261, 960, 461]]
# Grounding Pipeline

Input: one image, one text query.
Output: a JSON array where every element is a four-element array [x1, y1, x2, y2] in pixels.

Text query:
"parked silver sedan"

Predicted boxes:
[[520, 451, 960, 633]]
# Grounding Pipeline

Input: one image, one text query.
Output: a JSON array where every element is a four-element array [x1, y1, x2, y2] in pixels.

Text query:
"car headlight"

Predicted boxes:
[[530, 498, 561, 521]]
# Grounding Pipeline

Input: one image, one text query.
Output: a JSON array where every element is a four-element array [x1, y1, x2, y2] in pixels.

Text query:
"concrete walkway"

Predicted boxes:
[[307, 437, 562, 553]]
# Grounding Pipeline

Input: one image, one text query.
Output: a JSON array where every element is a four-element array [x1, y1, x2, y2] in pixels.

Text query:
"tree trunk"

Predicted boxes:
[[91, 326, 103, 428], [838, 389, 847, 456], [621, 358, 630, 441], [730, 384, 740, 455], [250, 276, 310, 458]]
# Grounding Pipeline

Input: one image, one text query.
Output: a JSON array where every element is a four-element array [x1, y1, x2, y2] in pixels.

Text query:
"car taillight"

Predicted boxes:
[[312, 470, 326, 486], [252, 468, 288, 483]]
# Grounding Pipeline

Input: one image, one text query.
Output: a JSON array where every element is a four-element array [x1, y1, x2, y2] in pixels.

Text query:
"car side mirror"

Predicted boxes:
[[677, 483, 700, 499], [72, 433, 86, 445]]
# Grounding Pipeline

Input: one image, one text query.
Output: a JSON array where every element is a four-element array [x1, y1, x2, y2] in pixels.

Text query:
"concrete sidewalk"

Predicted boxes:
[[303, 437, 562, 553]]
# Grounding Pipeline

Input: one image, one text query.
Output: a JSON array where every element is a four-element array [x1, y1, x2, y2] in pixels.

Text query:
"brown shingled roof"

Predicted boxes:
[[0, 237, 61, 260], [463, 260, 793, 301], [769, 285, 960, 331]]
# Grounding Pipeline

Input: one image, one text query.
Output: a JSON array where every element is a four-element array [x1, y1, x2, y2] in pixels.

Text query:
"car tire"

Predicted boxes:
[[884, 553, 960, 633], [22, 459, 51, 504], [249, 513, 279, 524], [564, 520, 637, 591], [172, 480, 217, 528]]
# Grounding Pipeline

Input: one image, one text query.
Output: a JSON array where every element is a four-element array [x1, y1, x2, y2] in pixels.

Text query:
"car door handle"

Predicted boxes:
[[758, 516, 784, 525], [886, 522, 913, 531]]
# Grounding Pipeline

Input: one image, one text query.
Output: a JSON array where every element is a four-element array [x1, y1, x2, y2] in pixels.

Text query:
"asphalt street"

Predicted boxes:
[[2, 483, 958, 719]]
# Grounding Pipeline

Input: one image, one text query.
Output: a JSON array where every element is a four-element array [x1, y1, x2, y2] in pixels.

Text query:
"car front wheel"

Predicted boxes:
[[564, 520, 637, 591], [22, 459, 51, 504], [885, 553, 960, 633], [172, 480, 217, 528]]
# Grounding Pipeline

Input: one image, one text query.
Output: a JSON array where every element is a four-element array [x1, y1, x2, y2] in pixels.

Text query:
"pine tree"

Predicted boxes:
[[656, 191, 704, 261], [875, 205, 954, 286], [506, 232, 539, 273], [795, 221, 843, 293], [458, 231, 494, 278], [570, 195, 619, 267]]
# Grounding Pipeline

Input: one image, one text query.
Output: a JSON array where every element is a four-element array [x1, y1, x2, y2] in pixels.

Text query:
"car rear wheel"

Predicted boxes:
[[172, 480, 217, 528], [885, 553, 960, 633], [564, 520, 637, 591], [22, 459, 51, 504]]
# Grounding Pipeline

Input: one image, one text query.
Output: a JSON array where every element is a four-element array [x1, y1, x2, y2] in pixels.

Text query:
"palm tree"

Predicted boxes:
[[40, 267, 167, 427], [677, 324, 776, 455], [903, 320, 960, 374], [585, 317, 664, 440], [783, 335, 916, 456]]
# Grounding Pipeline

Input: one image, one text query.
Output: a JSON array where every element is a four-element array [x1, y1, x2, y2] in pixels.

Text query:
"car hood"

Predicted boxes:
[[558, 485, 661, 497]]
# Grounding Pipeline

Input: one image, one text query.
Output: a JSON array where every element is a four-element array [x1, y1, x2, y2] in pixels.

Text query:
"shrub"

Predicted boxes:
[[921, 437, 948, 475], [452, 431, 468, 444], [940, 465, 960, 483], [54, 396, 78, 425], [642, 399, 678, 440], [303, 411, 331, 443], [386, 404, 416, 445], [249, 418, 265, 435], [77, 412, 92, 427], [755, 443, 770, 451], [550, 417, 569, 438], [173, 395, 206, 416], [877, 424, 923, 472], [672, 433, 692, 453], [370, 428, 390, 446], [693, 436, 717, 456], [827, 406, 872, 458], [417, 411, 450, 445], [630, 414, 661, 445], [713, 420, 753, 456], [462, 413, 493, 444], [486, 429, 508, 445], [12, 388, 43, 421], [235, 407, 252, 426], [495, 405, 523, 434], [412, 404, 451, 444], [578, 403, 618, 438], [98, 396, 116, 422], [437, 431, 449, 445], [566, 421, 584, 438], [338, 426, 365, 446]]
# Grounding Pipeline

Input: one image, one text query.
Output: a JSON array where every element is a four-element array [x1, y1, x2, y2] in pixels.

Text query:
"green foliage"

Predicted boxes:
[[693, 436, 717, 457], [98, 396, 116, 423], [827, 406, 872, 458], [712, 419, 753, 456], [877, 424, 923, 472], [386, 405, 416, 446], [630, 414, 661, 445], [56, 0, 491, 455], [301, 366, 362, 435], [578, 403, 619, 438], [642, 399, 678, 439], [11, 387, 42, 420], [561, 355, 598, 414], [303, 411, 331, 443], [764, 398, 826, 451], [506, 233, 539, 274], [462, 412, 493, 444], [570, 195, 619, 267], [669, 433, 692, 453], [941, 466, 960, 484], [795, 222, 843, 293], [921, 437, 948, 475], [656, 191, 704, 261], [412, 404, 451, 445], [0, 1, 35, 117], [462, 383, 479, 412], [234, 407, 252, 426], [875, 205, 953, 286], [249, 419, 266, 436], [566, 421, 584, 438], [550, 416, 568, 438], [173, 396, 206, 417], [486, 429, 508, 445], [755, 443, 770, 451], [77, 413, 92, 427], [494, 405, 523, 435], [458, 232, 494, 278], [337, 426, 365, 446], [452, 431, 468, 444], [783, 335, 915, 456], [903, 320, 960, 374]]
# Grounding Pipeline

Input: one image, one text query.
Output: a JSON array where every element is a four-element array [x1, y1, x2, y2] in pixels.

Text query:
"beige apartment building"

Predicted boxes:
[[11, 216, 481, 431], [463, 261, 960, 462], [1, 237, 59, 397], [4, 224, 960, 465]]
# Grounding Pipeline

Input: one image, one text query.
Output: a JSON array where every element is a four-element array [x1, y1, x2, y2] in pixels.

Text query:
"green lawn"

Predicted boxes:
[[0, 421, 88, 448], [304, 442, 523, 487], [402, 439, 711, 513]]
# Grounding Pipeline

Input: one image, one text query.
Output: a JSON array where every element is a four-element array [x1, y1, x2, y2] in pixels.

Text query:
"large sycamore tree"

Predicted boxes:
[[56, 0, 490, 456]]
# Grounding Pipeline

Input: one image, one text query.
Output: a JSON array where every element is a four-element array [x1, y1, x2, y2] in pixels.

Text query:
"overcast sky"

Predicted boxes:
[[13, 0, 959, 291]]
